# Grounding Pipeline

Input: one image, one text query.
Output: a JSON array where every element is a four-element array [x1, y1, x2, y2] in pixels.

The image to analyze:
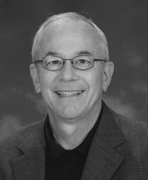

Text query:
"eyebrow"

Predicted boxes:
[[77, 51, 92, 56], [44, 51, 58, 57], [44, 50, 92, 58]]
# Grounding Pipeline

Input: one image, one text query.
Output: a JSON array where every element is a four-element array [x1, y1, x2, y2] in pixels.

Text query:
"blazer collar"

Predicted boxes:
[[11, 120, 46, 180], [81, 101, 126, 180]]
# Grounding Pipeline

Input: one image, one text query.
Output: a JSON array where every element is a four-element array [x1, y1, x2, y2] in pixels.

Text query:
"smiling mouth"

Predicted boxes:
[[55, 90, 84, 97]]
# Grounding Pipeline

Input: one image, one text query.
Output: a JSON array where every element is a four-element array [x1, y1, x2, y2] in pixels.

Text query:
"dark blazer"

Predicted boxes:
[[0, 102, 148, 180]]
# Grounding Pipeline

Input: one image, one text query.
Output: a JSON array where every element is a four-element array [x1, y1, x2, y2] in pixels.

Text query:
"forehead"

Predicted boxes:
[[38, 20, 103, 58]]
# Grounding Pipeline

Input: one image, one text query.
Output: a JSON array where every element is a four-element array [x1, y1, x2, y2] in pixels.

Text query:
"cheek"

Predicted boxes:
[[84, 68, 103, 92], [38, 71, 56, 92], [89, 77, 103, 97], [81, 69, 103, 109]]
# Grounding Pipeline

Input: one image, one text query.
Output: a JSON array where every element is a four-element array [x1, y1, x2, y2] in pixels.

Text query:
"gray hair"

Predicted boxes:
[[31, 12, 109, 62]]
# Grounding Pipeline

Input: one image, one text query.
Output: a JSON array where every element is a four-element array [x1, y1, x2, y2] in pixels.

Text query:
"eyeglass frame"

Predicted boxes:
[[34, 55, 107, 71]]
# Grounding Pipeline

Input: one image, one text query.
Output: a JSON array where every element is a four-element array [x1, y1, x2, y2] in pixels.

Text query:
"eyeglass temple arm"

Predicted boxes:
[[94, 59, 107, 62]]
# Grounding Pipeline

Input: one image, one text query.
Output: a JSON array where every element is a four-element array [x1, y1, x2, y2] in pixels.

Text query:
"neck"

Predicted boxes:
[[48, 101, 102, 150]]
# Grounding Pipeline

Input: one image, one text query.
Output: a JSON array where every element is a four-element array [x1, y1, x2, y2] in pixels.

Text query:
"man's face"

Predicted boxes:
[[30, 21, 113, 119]]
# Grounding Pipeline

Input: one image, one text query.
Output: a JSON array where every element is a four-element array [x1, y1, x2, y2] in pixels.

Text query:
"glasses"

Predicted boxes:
[[34, 55, 107, 71]]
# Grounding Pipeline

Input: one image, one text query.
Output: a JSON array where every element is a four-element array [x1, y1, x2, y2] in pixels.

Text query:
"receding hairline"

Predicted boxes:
[[32, 12, 109, 62]]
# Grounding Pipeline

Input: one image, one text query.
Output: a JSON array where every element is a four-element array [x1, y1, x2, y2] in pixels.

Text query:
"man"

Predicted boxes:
[[0, 12, 147, 180]]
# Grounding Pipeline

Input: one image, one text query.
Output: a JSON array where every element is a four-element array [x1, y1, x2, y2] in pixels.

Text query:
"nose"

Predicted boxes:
[[59, 60, 79, 82]]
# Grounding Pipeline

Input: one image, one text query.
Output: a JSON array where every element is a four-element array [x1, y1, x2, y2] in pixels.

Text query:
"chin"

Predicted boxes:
[[58, 107, 85, 120]]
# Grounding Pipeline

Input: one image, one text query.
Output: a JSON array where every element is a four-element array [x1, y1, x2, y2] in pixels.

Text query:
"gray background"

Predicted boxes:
[[0, 0, 147, 138]]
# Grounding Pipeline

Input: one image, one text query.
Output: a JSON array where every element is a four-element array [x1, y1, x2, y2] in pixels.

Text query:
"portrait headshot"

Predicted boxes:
[[0, 1, 147, 180]]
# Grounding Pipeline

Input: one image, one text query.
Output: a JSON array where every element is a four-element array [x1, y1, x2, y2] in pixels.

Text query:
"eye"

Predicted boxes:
[[42, 56, 63, 70], [77, 59, 90, 64], [44, 58, 63, 66], [49, 60, 62, 65]]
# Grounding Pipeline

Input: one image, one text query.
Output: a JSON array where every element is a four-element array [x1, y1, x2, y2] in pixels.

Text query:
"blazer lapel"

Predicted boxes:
[[10, 120, 46, 180], [81, 136, 124, 180], [11, 146, 45, 180], [81, 102, 126, 180]]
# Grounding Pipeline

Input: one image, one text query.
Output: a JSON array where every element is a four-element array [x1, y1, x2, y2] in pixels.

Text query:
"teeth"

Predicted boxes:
[[56, 91, 83, 96]]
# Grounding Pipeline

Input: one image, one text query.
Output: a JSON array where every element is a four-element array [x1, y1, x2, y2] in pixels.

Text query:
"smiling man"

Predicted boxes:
[[30, 14, 113, 151], [0, 12, 148, 180]]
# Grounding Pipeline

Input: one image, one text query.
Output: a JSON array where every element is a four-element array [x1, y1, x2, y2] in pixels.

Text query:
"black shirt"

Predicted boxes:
[[44, 106, 103, 180]]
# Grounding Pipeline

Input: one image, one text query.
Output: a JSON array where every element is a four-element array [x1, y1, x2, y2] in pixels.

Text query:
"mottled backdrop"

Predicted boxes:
[[0, 0, 147, 138]]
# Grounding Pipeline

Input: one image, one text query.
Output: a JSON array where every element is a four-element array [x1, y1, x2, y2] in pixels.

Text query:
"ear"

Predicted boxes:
[[102, 61, 114, 92], [29, 64, 41, 93]]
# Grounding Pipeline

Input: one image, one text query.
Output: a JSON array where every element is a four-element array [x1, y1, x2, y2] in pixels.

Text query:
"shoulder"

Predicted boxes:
[[103, 101, 148, 139], [0, 119, 45, 153], [109, 107, 148, 141], [112, 110, 148, 142], [0, 119, 45, 179]]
